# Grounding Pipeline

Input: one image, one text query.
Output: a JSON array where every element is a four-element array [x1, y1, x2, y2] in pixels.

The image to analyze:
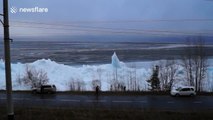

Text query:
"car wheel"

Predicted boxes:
[[175, 94, 180, 97], [190, 94, 195, 97]]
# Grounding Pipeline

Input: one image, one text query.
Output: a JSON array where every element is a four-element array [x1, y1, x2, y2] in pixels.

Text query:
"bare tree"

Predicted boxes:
[[108, 68, 127, 91], [16, 73, 22, 85], [17, 64, 49, 88], [159, 59, 179, 91], [69, 78, 85, 91], [181, 37, 208, 92], [97, 68, 103, 83], [126, 63, 139, 91]]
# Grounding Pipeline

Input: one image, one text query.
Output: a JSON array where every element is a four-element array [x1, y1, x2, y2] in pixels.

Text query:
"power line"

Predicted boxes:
[[11, 18, 213, 24]]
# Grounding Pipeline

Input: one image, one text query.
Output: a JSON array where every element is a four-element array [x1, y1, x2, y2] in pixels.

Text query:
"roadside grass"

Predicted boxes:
[[0, 107, 213, 120]]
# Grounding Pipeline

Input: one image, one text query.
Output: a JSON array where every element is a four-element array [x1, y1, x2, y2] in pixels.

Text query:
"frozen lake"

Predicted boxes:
[[0, 41, 212, 65]]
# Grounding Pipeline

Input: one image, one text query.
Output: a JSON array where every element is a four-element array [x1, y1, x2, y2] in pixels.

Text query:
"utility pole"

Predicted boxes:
[[1, 0, 14, 120]]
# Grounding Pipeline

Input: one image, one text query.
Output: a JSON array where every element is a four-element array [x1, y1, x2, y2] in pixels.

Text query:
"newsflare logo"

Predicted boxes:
[[10, 6, 48, 14], [10, 6, 18, 14]]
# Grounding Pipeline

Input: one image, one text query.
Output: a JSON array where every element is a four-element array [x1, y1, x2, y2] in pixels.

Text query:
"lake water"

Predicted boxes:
[[0, 41, 212, 65]]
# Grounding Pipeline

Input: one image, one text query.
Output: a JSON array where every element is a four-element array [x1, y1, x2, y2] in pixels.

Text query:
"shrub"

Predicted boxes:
[[17, 64, 49, 88]]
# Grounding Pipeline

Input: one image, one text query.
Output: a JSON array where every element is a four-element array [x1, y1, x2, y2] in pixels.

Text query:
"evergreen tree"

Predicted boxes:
[[147, 65, 160, 91]]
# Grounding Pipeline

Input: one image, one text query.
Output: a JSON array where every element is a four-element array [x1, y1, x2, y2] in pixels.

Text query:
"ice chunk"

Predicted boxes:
[[111, 52, 121, 68]]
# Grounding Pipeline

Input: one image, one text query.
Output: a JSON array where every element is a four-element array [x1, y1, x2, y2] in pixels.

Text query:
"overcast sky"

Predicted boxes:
[[0, 0, 213, 40]]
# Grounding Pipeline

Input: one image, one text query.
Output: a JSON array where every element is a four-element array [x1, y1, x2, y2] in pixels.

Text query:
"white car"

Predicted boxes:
[[170, 86, 196, 97]]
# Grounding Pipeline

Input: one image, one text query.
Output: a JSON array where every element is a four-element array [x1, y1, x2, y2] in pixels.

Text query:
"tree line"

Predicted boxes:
[[148, 37, 209, 92]]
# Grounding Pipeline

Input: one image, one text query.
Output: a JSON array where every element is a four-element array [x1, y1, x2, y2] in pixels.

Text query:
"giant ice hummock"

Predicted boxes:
[[0, 58, 151, 91], [111, 52, 121, 68], [0, 58, 212, 91]]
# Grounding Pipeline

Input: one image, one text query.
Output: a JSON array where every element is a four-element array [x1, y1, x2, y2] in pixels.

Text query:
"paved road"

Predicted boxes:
[[0, 92, 213, 111]]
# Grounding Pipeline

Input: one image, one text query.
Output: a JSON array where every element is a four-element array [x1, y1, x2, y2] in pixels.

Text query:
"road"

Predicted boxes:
[[0, 92, 213, 111]]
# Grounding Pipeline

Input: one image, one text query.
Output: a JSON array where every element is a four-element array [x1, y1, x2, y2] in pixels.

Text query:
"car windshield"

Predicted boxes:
[[176, 87, 182, 91]]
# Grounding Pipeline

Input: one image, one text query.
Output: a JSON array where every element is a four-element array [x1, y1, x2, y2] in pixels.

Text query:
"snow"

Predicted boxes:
[[0, 59, 150, 91], [0, 53, 212, 92]]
